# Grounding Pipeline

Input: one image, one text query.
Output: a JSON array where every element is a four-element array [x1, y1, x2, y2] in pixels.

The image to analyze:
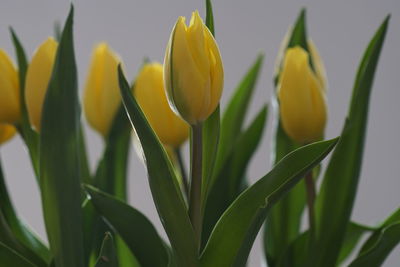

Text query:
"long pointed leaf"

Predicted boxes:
[[39, 6, 85, 267], [200, 138, 338, 267], [349, 222, 400, 267], [118, 66, 198, 266], [202, 105, 268, 246], [313, 16, 390, 266], [86, 185, 169, 267], [211, 55, 264, 192]]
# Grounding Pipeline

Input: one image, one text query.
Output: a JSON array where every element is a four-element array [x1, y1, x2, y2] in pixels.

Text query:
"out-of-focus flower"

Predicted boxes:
[[0, 124, 16, 145], [164, 10, 223, 125], [278, 46, 327, 144], [25, 37, 58, 131], [134, 62, 189, 147], [84, 43, 121, 137], [0, 49, 20, 124]]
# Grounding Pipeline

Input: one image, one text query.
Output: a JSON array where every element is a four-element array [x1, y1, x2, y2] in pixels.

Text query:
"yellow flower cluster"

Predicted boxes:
[[1, 10, 326, 148]]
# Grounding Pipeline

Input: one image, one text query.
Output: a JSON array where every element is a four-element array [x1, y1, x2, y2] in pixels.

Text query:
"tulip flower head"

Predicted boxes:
[[134, 62, 189, 148], [0, 49, 20, 124], [25, 37, 58, 131], [0, 124, 16, 145], [84, 43, 121, 137], [278, 46, 327, 144], [164, 10, 223, 125]]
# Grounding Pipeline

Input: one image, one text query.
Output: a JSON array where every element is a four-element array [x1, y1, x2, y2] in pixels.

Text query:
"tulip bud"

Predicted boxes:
[[0, 49, 20, 124], [84, 43, 121, 137], [134, 63, 189, 147], [278, 46, 327, 144], [164, 10, 224, 125], [25, 37, 58, 131], [0, 124, 16, 145]]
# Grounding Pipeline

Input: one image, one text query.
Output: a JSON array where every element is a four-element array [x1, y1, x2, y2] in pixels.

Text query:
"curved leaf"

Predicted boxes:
[[86, 185, 169, 267], [200, 138, 338, 267], [313, 16, 390, 266], [118, 66, 198, 267], [349, 222, 400, 267], [39, 6, 85, 267]]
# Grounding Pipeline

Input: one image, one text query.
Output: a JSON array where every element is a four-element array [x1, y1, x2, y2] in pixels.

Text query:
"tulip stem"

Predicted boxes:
[[305, 171, 316, 239], [175, 148, 189, 199], [189, 123, 203, 248]]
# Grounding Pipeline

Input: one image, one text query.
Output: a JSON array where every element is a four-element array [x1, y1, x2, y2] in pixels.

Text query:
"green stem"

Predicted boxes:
[[305, 171, 316, 240], [175, 148, 189, 199], [188, 123, 203, 248]]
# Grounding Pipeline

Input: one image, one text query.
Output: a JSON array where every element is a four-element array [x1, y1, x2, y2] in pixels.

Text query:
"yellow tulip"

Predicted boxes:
[[134, 63, 189, 147], [0, 49, 20, 124], [278, 46, 327, 144], [25, 37, 58, 131], [164, 10, 224, 125], [0, 124, 16, 145], [84, 43, 121, 137]]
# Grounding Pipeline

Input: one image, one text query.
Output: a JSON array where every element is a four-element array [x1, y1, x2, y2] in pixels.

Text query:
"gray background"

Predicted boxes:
[[0, 0, 399, 266]]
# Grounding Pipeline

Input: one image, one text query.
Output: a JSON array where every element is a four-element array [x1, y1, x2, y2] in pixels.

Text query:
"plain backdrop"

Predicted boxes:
[[0, 0, 399, 266]]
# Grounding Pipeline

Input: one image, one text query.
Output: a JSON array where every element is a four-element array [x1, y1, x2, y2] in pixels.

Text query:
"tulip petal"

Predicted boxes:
[[0, 49, 20, 124], [25, 37, 58, 131], [0, 124, 16, 145]]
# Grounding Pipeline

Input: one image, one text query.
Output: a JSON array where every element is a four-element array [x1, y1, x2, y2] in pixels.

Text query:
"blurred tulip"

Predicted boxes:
[[25, 37, 58, 131], [164, 10, 223, 125], [0, 49, 20, 124], [84, 43, 121, 137], [0, 124, 16, 145], [134, 62, 189, 147], [278, 46, 327, 144]]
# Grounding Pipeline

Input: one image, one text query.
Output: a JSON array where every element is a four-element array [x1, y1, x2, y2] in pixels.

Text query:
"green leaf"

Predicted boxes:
[[118, 66, 198, 266], [338, 223, 375, 264], [287, 9, 309, 51], [276, 222, 373, 267], [200, 138, 339, 267], [39, 6, 85, 267], [201, 106, 220, 207], [94, 232, 118, 267], [211, 55, 264, 191], [313, 16, 390, 267], [0, 242, 36, 267], [205, 0, 215, 36], [0, 157, 50, 263], [202, 105, 268, 247], [349, 222, 400, 267], [357, 207, 400, 256], [9, 28, 40, 177], [86, 185, 169, 267]]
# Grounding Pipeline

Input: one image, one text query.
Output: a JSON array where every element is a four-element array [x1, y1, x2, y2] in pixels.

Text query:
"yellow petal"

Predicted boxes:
[[0, 49, 20, 124], [25, 37, 58, 131], [0, 124, 16, 145], [164, 11, 223, 125], [134, 63, 189, 147], [83, 43, 121, 137], [278, 46, 327, 144]]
